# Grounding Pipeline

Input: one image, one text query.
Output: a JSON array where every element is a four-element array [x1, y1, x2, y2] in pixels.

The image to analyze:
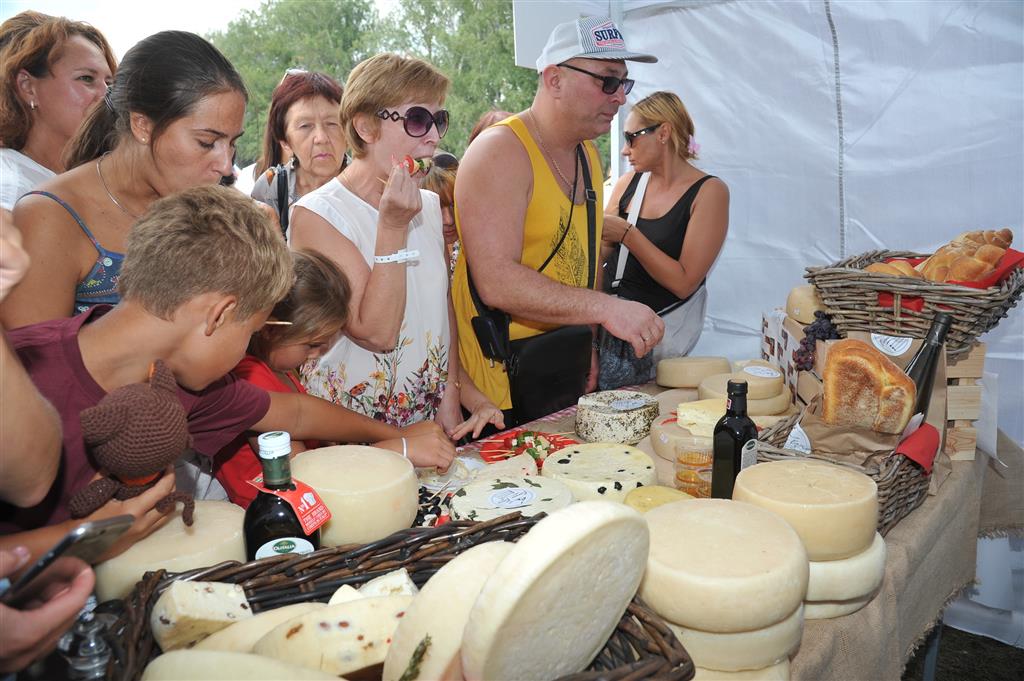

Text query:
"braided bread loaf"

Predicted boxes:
[[916, 228, 1012, 283]]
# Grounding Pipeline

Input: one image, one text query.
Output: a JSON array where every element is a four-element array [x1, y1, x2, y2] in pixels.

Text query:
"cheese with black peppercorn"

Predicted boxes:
[[575, 390, 659, 444], [540, 443, 658, 503]]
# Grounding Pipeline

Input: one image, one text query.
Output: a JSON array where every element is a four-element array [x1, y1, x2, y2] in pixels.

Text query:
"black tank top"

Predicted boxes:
[[609, 173, 715, 313]]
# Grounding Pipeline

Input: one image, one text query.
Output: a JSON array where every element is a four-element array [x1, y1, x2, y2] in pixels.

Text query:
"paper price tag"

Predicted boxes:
[[247, 476, 332, 534]]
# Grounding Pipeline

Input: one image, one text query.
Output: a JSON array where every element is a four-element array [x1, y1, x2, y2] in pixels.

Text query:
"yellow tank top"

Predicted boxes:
[[451, 114, 604, 409]]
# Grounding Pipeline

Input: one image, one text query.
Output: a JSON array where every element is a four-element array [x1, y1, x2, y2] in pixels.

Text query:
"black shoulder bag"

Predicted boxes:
[[468, 144, 597, 426]]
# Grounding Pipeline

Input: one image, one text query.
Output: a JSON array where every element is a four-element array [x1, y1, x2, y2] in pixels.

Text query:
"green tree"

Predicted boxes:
[[208, 0, 379, 165]]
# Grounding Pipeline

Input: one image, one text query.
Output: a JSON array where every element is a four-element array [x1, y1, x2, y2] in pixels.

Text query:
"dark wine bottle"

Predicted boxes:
[[244, 431, 320, 561], [711, 380, 759, 499], [903, 312, 953, 422]]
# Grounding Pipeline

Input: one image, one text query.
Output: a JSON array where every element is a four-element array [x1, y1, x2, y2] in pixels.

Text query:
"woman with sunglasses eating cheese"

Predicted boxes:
[[289, 54, 503, 441], [597, 91, 730, 390]]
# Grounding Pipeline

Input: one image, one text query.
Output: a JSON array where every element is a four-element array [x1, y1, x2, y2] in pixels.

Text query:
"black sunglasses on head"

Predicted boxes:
[[377, 106, 449, 138], [624, 124, 660, 146], [558, 62, 635, 95]]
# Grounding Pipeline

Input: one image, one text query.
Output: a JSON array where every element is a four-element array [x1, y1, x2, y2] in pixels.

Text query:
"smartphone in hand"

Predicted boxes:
[[1, 515, 133, 608]]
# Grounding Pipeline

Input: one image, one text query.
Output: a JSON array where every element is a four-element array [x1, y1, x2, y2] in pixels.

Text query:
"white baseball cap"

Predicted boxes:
[[536, 16, 657, 72]]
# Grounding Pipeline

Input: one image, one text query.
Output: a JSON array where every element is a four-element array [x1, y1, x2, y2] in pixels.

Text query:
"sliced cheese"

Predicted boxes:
[[675, 399, 727, 437], [786, 285, 825, 325], [657, 357, 732, 388], [479, 452, 538, 478], [95, 501, 245, 603], [693, 659, 791, 681], [449, 475, 573, 521], [195, 603, 325, 653], [141, 650, 337, 680], [733, 460, 878, 561], [461, 502, 649, 681], [150, 581, 253, 651], [667, 604, 803, 672], [541, 443, 658, 503], [698, 375, 791, 415], [328, 584, 362, 605], [806, 532, 886, 601], [641, 499, 808, 632], [291, 445, 417, 546], [254, 595, 413, 676], [624, 485, 693, 513], [655, 387, 701, 416], [382, 542, 514, 681], [575, 390, 659, 444], [359, 568, 419, 598], [804, 593, 874, 620]]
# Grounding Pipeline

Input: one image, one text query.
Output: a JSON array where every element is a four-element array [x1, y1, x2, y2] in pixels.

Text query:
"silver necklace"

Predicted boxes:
[[96, 154, 141, 219], [528, 109, 574, 190]]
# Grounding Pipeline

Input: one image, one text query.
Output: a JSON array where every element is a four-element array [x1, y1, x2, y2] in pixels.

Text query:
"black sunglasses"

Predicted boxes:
[[558, 63, 635, 95], [377, 106, 449, 138], [623, 124, 660, 146]]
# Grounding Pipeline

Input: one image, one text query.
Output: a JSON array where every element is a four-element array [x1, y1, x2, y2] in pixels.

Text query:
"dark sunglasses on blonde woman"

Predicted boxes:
[[623, 124, 660, 146], [377, 106, 450, 138]]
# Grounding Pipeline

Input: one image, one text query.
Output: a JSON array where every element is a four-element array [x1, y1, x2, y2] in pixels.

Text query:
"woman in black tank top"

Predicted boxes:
[[596, 91, 729, 388]]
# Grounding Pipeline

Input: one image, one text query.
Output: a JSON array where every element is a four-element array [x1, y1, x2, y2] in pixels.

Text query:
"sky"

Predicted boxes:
[[0, 0, 400, 59]]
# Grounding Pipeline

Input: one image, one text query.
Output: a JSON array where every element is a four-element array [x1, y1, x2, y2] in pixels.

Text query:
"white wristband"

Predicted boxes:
[[401, 437, 408, 459], [374, 248, 420, 264]]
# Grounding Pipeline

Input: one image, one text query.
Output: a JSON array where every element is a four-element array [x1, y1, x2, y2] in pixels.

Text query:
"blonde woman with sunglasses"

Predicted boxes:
[[290, 54, 503, 442], [597, 90, 729, 389]]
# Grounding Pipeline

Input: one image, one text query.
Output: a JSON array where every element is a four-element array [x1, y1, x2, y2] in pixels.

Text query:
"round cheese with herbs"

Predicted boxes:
[[667, 604, 803, 672], [541, 443, 658, 503], [575, 390, 659, 444], [449, 476, 573, 522]]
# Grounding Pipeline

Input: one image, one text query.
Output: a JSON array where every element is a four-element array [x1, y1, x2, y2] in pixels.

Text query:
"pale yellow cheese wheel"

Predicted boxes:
[[693, 659, 790, 681], [804, 593, 874, 620], [786, 285, 824, 325], [650, 414, 707, 461], [640, 499, 808, 632], [656, 356, 732, 388], [291, 445, 417, 546], [624, 485, 693, 513], [655, 388, 700, 416], [806, 532, 885, 601], [141, 650, 338, 680], [667, 604, 803, 672], [732, 364, 785, 399], [733, 460, 878, 561], [698, 374, 791, 414], [94, 501, 245, 603]]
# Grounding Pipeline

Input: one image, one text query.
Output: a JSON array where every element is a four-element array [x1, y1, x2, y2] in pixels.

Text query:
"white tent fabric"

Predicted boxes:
[[514, 0, 1023, 445]]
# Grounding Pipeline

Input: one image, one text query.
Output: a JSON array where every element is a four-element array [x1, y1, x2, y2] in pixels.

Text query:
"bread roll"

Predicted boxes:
[[974, 244, 1005, 266], [887, 260, 922, 278], [822, 339, 916, 435], [948, 256, 994, 282], [864, 263, 902, 276]]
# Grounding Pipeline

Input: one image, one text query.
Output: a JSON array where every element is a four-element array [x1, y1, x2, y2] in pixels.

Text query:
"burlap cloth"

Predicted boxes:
[[523, 384, 1021, 681]]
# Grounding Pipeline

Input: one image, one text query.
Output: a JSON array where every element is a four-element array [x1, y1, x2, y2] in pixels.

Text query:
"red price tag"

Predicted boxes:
[[246, 476, 332, 534]]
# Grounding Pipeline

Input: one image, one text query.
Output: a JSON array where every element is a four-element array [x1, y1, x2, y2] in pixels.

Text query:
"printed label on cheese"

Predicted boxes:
[[743, 365, 781, 379], [871, 333, 913, 357], [783, 423, 811, 453], [254, 537, 315, 560], [611, 398, 648, 411], [450, 476, 573, 521], [489, 487, 536, 509]]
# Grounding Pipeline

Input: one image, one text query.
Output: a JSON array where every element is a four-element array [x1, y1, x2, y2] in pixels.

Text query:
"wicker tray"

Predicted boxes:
[[804, 250, 1024, 356], [756, 414, 929, 536], [105, 513, 694, 681]]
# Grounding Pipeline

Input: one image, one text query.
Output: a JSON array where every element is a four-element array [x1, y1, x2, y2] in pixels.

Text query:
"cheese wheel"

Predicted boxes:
[[254, 595, 413, 675], [675, 399, 727, 437], [733, 460, 878, 561], [94, 501, 245, 602], [479, 452, 538, 478], [806, 532, 886, 601], [640, 499, 808, 632], [291, 445, 417, 546], [382, 542, 514, 681], [750, 404, 801, 431], [449, 475, 573, 521], [733, 364, 784, 399], [657, 357, 732, 388], [650, 414, 708, 461], [461, 502, 649, 681], [541, 443, 658, 502], [786, 285, 825, 325], [655, 387, 700, 416], [698, 375, 791, 414], [804, 593, 874, 620], [693, 659, 790, 681], [575, 390, 659, 444], [624, 485, 693, 513], [195, 603, 325, 653], [667, 604, 803, 672], [141, 650, 337, 680], [732, 358, 775, 372]]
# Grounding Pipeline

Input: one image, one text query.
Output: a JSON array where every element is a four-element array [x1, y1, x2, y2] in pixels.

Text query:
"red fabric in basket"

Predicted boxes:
[[895, 422, 940, 474], [876, 248, 1024, 311]]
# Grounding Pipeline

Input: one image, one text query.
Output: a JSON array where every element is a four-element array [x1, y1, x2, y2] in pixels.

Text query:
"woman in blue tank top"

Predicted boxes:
[[0, 31, 247, 328]]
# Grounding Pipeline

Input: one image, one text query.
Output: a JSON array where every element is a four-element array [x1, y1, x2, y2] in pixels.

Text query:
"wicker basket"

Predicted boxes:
[[756, 414, 929, 536], [804, 250, 1024, 356], [105, 513, 695, 681]]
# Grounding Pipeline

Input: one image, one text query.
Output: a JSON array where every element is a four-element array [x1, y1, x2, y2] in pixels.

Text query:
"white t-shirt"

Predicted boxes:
[[0, 148, 56, 210], [291, 177, 451, 426]]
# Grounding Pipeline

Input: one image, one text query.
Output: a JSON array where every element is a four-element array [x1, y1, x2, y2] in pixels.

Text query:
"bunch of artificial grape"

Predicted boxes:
[[793, 311, 841, 371]]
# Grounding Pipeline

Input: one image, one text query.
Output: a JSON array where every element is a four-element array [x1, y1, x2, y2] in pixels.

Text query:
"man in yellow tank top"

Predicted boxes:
[[451, 16, 665, 423]]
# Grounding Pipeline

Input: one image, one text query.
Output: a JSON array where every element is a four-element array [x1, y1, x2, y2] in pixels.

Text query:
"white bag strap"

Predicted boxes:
[[611, 171, 650, 289]]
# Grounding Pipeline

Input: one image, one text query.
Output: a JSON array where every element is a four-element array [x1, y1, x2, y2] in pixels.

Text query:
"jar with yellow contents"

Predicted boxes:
[[674, 434, 713, 498]]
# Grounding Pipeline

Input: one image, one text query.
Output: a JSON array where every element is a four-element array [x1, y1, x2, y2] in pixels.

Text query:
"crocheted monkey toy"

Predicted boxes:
[[68, 360, 196, 525]]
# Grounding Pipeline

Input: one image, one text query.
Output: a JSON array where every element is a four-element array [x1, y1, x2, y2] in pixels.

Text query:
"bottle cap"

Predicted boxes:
[[726, 379, 748, 395], [927, 312, 953, 343], [257, 431, 291, 460]]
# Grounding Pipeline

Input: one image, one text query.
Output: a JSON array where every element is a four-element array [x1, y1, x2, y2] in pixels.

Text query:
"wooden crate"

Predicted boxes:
[[944, 343, 985, 461]]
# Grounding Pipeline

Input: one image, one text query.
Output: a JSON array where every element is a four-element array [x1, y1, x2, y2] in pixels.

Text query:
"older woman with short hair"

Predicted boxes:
[[290, 53, 502, 440]]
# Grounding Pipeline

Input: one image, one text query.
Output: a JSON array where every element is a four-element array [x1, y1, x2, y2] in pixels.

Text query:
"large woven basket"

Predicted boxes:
[[105, 512, 694, 681], [804, 250, 1024, 356], [756, 414, 929, 536]]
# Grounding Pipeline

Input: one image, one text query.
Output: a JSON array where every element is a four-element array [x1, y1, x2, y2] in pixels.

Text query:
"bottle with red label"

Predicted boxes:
[[244, 431, 322, 561]]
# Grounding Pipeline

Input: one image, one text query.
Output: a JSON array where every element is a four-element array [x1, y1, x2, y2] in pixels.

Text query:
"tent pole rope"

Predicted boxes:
[[824, 0, 847, 259]]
